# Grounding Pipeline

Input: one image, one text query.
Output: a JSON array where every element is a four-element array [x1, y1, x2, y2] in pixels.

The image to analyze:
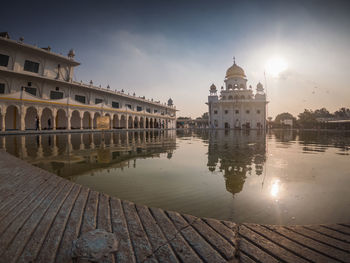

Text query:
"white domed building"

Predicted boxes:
[[207, 60, 267, 129]]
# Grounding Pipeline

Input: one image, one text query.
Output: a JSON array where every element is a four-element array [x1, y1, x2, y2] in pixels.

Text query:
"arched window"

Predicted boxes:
[[228, 95, 233, 100], [222, 96, 226, 100], [234, 84, 238, 89], [228, 84, 232, 90], [240, 95, 245, 100]]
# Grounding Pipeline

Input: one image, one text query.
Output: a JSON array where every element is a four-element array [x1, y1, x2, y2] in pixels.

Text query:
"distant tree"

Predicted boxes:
[[201, 112, 209, 119], [334, 107, 350, 119], [297, 109, 318, 128], [313, 108, 332, 118], [275, 112, 296, 123]]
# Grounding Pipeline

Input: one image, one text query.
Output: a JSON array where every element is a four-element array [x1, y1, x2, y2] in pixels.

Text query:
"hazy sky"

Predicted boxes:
[[2, 0, 350, 118]]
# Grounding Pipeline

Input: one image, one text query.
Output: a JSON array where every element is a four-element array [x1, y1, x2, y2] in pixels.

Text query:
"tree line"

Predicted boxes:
[[273, 107, 350, 129]]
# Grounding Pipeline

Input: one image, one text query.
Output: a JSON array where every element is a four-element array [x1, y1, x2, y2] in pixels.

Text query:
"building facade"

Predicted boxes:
[[0, 33, 176, 131], [207, 60, 267, 129]]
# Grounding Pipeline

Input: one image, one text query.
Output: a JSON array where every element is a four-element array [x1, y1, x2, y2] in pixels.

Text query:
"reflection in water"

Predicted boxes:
[[204, 130, 266, 196], [1, 130, 350, 225], [1, 131, 176, 179]]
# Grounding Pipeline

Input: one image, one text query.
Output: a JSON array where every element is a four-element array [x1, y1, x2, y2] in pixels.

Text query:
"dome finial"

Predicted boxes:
[[233, 56, 236, 64]]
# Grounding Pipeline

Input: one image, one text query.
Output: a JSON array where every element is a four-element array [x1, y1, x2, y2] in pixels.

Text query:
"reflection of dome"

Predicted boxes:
[[226, 62, 246, 79], [210, 84, 217, 91]]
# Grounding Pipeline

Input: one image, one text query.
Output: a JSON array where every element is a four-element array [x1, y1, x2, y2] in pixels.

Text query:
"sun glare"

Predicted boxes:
[[266, 57, 288, 77]]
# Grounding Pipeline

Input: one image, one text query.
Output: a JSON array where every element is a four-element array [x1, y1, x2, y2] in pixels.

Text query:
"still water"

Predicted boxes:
[[1, 130, 349, 225]]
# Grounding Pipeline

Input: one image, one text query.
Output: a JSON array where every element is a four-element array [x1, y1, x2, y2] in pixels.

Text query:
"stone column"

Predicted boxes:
[[67, 111, 72, 130], [125, 115, 129, 130], [20, 107, 25, 131], [1, 112, 5, 131], [38, 108, 43, 131], [80, 112, 84, 130], [52, 109, 57, 130]]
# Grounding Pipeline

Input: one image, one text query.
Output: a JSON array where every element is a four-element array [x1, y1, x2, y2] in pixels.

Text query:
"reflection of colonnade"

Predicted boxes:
[[0, 103, 174, 131], [0, 130, 177, 177]]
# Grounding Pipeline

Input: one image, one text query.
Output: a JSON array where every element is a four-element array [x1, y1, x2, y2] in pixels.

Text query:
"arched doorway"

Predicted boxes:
[[41, 108, 53, 130], [145, 118, 149, 128], [120, 115, 126, 129], [25, 107, 38, 130], [128, 116, 133, 129], [93, 112, 101, 129], [134, 116, 139, 128], [140, 117, 144, 128], [105, 113, 111, 129], [56, 109, 68, 129], [5, 105, 20, 130], [113, 114, 119, 129], [150, 118, 153, 128], [70, 110, 81, 129], [82, 112, 91, 129]]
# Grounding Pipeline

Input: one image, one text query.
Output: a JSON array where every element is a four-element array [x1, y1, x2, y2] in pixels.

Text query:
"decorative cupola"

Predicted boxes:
[[256, 82, 264, 93], [68, 49, 75, 59], [167, 98, 173, 106], [209, 84, 217, 95]]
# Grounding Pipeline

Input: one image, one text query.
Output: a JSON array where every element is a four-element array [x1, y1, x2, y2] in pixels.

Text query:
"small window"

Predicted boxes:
[[225, 110, 228, 114], [137, 106, 142, 112], [112, 101, 119, 108], [235, 110, 239, 114], [228, 84, 232, 90], [222, 96, 226, 100], [257, 110, 261, 114], [146, 108, 151, 113], [125, 104, 132, 109], [154, 109, 158, 113], [95, 98, 103, 104], [24, 87, 37, 96], [75, 95, 86, 104], [55, 87, 59, 91], [0, 54, 9, 67], [24, 60, 39, 73], [246, 110, 250, 114], [0, 83, 5, 94], [50, 90, 63, 99], [214, 110, 218, 114]]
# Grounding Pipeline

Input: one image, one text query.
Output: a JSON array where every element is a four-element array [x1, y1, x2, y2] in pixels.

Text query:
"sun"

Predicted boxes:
[[266, 57, 288, 77]]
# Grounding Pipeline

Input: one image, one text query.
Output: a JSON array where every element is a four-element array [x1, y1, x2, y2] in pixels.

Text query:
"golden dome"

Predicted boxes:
[[225, 62, 246, 79]]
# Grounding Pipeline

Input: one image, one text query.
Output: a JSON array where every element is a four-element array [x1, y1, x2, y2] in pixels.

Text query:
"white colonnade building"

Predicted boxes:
[[207, 59, 267, 129], [0, 32, 176, 131]]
